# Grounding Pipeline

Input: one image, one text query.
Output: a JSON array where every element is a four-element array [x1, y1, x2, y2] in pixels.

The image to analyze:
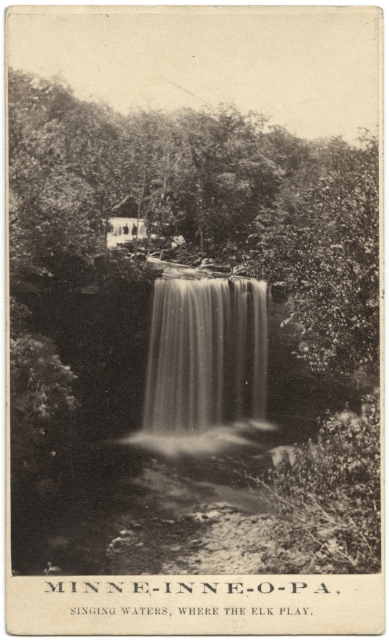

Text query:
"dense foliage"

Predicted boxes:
[[10, 70, 379, 381], [250, 395, 380, 573], [10, 313, 77, 494], [9, 68, 380, 574], [246, 134, 379, 377]]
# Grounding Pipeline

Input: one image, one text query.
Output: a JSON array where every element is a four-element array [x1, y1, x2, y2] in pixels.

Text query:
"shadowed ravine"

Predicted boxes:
[[16, 271, 359, 576], [24, 273, 284, 575], [33, 436, 283, 576]]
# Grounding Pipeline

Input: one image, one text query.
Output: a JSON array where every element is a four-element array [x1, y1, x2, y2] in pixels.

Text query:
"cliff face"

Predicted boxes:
[[16, 279, 154, 442], [16, 274, 357, 451], [267, 289, 363, 442]]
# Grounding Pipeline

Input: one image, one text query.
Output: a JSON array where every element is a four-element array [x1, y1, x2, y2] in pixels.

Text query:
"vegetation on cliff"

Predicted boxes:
[[10, 68, 379, 376], [250, 394, 380, 573], [9, 69, 380, 574]]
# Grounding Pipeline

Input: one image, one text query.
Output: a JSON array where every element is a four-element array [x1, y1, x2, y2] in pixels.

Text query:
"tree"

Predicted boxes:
[[248, 134, 379, 377], [9, 69, 124, 287], [165, 105, 281, 249]]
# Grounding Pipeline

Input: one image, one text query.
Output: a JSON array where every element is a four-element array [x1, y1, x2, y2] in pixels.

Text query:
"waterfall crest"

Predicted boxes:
[[142, 277, 267, 436]]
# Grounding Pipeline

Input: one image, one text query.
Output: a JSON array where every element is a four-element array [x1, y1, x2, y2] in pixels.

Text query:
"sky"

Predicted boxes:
[[7, 6, 381, 143]]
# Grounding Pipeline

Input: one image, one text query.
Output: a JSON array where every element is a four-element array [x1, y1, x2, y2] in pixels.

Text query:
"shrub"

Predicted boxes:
[[9, 296, 31, 338], [10, 333, 77, 489], [251, 395, 380, 573]]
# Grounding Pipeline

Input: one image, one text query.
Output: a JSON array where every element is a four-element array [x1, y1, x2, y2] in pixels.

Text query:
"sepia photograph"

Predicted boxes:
[[7, 4, 381, 594]]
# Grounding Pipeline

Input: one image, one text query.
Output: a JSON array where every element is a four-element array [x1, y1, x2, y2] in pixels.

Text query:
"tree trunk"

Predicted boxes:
[[134, 171, 147, 258]]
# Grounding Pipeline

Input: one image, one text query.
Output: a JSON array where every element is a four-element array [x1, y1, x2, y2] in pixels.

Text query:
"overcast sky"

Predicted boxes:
[[7, 7, 380, 143]]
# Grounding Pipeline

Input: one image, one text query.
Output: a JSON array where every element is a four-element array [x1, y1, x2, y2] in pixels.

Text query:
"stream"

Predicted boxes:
[[27, 425, 284, 576]]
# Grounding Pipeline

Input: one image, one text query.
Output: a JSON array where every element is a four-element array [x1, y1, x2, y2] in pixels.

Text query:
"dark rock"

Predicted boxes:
[[271, 283, 288, 302], [215, 263, 231, 272]]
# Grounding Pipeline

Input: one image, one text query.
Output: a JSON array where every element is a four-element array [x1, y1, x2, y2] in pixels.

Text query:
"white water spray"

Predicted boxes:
[[142, 277, 268, 437]]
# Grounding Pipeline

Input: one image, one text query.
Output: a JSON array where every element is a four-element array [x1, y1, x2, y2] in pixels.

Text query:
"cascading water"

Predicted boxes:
[[107, 217, 147, 248], [142, 277, 268, 436], [252, 280, 268, 420]]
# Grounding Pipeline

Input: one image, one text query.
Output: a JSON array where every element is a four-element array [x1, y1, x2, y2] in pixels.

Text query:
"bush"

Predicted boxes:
[[251, 395, 380, 573], [10, 333, 77, 489], [9, 297, 31, 338]]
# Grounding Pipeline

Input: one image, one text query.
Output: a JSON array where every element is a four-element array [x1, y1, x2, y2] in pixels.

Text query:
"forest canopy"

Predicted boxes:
[[9, 67, 379, 378]]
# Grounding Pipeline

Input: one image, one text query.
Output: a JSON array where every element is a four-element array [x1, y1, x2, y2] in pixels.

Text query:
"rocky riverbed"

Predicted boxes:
[[37, 449, 283, 576], [97, 453, 308, 576], [35, 444, 336, 577], [106, 502, 285, 575]]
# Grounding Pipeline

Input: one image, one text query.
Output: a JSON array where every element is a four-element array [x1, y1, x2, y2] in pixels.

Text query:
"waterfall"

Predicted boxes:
[[107, 217, 147, 248], [252, 280, 268, 420], [112, 221, 123, 236], [142, 277, 268, 436]]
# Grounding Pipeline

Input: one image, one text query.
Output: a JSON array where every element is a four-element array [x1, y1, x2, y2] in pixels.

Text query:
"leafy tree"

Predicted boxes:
[[168, 106, 281, 249], [248, 134, 379, 377], [9, 69, 124, 287]]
